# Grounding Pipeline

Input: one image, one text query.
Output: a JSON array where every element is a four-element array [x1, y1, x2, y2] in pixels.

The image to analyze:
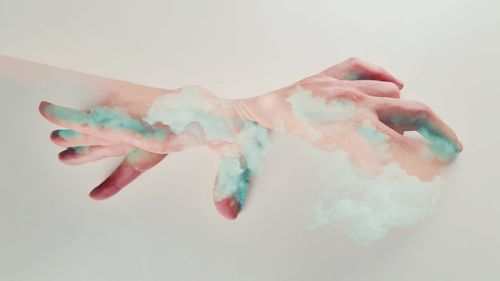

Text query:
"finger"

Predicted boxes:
[[212, 122, 272, 220], [322, 57, 404, 89], [213, 156, 255, 220], [371, 98, 463, 159], [51, 129, 118, 147], [58, 144, 133, 165], [372, 118, 411, 145], [39, 101, 169, 153], [343, 80, 400, 98], [89, 148, 167, 200]]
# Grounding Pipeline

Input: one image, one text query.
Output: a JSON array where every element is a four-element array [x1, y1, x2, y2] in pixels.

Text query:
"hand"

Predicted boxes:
[[42, 82, 169, 202], [237, 57, 462, 180], [39, 83, 272, 220]]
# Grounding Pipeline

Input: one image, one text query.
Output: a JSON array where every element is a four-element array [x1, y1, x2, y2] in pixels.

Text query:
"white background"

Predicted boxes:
[[1, 0, 499, 280]]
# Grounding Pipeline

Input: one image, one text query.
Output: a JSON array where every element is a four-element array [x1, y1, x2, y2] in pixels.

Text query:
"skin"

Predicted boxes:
[[39, 58, 462, 220]]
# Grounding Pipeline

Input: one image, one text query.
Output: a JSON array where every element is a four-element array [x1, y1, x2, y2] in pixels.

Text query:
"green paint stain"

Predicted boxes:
[[418, 126, 459, 160], [239, 121, 272, 171], [306, 146, 444, 245], [216, 157, 252, 205], [344, 73, 361, 80], [357, 122, 390, 156], [72, 146, 90, 154], [387, 115, 459, 160], [58, 129, 83, 140], [357, 124, 388, 143], [216, 121, 272, 206], [45, 105, 165, 140]]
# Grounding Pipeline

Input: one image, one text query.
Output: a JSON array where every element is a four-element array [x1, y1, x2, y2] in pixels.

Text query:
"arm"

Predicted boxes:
[[39, 58, 462, 219]]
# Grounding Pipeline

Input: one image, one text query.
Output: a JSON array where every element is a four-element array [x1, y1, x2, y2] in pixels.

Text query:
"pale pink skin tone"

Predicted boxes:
[[39, 58, 462, 220]]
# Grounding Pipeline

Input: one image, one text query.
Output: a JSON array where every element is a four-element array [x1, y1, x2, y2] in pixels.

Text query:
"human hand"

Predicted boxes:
[[41, 82, 168, 202], [39, 82, 271, 219], [237, 58, 462, 181]]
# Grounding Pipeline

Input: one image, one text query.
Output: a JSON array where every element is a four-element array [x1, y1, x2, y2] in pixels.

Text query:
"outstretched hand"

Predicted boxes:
[[40, 82, 271, 219]]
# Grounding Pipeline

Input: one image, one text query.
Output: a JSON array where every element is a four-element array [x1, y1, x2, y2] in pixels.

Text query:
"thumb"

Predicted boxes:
[[212, 122, 273, 219], [213, 156, 255, 220]]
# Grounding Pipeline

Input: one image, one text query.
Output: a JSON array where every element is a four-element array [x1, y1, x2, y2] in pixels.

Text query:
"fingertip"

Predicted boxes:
[[89, 189, 107, 200], [39, 101, 51, 115], [58, 147, 83, 165], [58, 147, 74, 159], [51, 130, 64, 144], [89, 184, 115, 200], [453, 137, 463, 153], [394, 78, 404, 89], [215, 196, 240, 220], [436, 123, 463, 155]]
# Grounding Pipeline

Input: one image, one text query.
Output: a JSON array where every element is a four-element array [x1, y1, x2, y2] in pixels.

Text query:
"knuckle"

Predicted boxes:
[[338, 89, 366, 103], [382, 82, 401, 97], [345, 57, 365, 69], [298, 75, 319, 84], [350, 91, 365, 100], [346, 57, 361, 65], [412, 102, 432, 117], [297, 74, 333, 87]]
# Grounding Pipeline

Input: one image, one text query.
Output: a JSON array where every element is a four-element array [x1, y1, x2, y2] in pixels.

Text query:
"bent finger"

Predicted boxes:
[[343, 80, 400, 98], [371, 98, 463, 159], [322, 57, 404, 89]]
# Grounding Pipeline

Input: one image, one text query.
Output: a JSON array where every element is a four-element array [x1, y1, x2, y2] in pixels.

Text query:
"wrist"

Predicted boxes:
[[230, 93, 282, 130]]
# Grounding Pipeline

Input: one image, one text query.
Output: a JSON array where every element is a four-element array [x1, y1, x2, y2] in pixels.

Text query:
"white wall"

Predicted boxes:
[[0, 0, 499, 280]]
